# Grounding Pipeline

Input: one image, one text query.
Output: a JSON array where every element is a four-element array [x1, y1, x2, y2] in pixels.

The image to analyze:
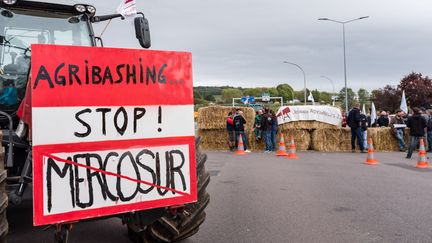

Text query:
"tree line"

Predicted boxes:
[[194, 72, 432, 112]]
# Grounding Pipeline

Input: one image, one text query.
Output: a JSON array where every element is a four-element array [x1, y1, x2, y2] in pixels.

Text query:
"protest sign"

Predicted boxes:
[[31, 44, 196, 226], [276, 105, 342, 126]]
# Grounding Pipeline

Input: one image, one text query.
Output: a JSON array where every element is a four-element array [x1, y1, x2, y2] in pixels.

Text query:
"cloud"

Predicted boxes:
[[53, 0, 432, 91]]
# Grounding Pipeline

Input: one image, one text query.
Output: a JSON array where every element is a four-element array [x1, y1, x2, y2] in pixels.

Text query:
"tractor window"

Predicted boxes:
[[0, 8, 92, 110]]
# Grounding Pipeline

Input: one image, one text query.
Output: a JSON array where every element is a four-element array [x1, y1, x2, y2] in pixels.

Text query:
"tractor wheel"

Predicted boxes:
[[0, 147, 8, 243], [127, 137, 210, 243]]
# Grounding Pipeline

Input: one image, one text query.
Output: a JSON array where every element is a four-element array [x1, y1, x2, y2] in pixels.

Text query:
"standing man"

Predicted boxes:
[[359, 112, 368, 149], [260, 108, 273, 153], [347, 103, 366, 153], [234, 109, 251, 153], [390, 109, 406, 152], [270, 110, 278, 152], [406, 107, 427, 159]]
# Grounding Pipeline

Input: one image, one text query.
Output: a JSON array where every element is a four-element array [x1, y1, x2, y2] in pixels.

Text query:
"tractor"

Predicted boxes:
[[0, 1, 209, 242]]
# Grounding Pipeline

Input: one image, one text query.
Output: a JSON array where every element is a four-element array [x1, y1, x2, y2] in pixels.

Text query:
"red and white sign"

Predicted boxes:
[[31, 44, 196, 226]]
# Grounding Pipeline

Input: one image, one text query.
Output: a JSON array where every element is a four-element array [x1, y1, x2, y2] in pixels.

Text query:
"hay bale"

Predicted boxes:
[[339, 128, 352, 151], [197, 129, 231, 151], [367, 127, 406, 151], [197, 106, 255, 130], [197, 129, 259, 151], [311, 129, 342, 152], [281, 129, 311, 151], [279, 121, 338, 130]]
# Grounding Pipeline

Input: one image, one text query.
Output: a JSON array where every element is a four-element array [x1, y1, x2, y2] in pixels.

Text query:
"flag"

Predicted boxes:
[[362, 104, 366, 114], [371, 102, 377, 125], [400, 90, 408, 114], [307, 91, 315, 104], [117, 0, 137, 21]]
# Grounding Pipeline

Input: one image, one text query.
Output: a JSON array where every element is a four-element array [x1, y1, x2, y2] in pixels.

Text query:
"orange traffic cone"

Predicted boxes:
[[235, 134, 246, 155], [276, 133, 288, 156], [415, 138, 429, 168], [287, 135, 299, 159], [364, 138, 378, 165]]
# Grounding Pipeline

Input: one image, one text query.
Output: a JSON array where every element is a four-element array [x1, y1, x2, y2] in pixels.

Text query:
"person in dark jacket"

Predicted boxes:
[[347, 103, 366, 153], [260, 108, 273, 153], [406, 107, 427, 159], [360, 113, 368, 149], [377, 111, 390, 127], [233, 110, 251, 152], [270, 110, 278, 151]]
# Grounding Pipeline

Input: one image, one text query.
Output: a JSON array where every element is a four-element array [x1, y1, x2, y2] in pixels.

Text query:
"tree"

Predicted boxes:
[[311, 89, 320, 103], [204, 94, 216, 102], [276, 84, 294, 102], [319, 91, 332, 104], [294, 90, 305, 103], [243, 88, 262, 97], [398, 72, 432, 108], [221, 88, 243, 103], [357, 88, 370, 105], [370, 85, 400, 112], [262, 87, 280, 97], [339, 87, 356, 110]]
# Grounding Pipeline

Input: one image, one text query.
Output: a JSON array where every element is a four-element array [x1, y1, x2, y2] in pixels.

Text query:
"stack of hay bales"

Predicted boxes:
[[280, 121, 336, 151], [197, 106, 255, 151], [311, 129, 343, 152], [196, 106, 411, 152], [367, 127, 411, 151], [281, 129, 311, 151]]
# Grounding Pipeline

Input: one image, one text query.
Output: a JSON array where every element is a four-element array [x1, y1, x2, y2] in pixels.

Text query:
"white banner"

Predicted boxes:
[[276, 105, 342, 126]]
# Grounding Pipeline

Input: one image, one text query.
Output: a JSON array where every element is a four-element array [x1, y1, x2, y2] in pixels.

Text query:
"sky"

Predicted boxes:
[[53, 1, 432, 92]]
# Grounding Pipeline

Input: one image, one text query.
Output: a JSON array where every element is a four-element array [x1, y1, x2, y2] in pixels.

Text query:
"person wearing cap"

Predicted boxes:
[[390, 109, 406, 152], [406, 107, 427, 159], [377, 111, 389, 127]]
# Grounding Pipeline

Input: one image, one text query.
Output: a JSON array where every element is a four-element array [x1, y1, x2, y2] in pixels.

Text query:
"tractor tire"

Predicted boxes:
[[0, 146, 8, 243], [128, 137, 210, 243]]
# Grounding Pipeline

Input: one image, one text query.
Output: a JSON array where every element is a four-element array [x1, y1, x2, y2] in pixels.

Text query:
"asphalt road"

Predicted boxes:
[[8, 151, 432, 242]]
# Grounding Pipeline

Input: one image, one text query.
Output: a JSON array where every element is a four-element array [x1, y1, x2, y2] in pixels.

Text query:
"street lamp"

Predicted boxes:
[[283, 61, 307, 105], [320, 75, 335, 106], [318, 16, 369, 113]]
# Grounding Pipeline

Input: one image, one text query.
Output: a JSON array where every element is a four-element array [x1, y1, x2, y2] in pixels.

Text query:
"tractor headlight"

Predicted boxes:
[[74, 4, 86, 13], [3, 0, 17, 5], [86, 5, 96, 14]]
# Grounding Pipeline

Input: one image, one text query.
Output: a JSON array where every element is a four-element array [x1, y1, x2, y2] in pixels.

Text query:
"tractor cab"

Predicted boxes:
[[0, 0, 150, 126], [0, 0, 151, 218]]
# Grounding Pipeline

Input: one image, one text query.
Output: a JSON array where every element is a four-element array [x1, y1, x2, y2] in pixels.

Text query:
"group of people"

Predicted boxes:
[[253, 108, 278, 153], [347, 104, 432, 159], [226, 109, 251, 152], [226, 108, 278, 153]]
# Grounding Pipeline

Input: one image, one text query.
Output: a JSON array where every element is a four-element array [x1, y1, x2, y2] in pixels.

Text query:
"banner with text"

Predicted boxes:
[[31, 44, 196, 226], [276, 105, 342, 126]]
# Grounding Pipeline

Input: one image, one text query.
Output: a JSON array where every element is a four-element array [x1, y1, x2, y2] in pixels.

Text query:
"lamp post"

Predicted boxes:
[[283, 61, 307, 105], [318, 16, 369, 113], [320, 75, 335, 106]]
